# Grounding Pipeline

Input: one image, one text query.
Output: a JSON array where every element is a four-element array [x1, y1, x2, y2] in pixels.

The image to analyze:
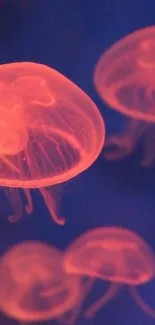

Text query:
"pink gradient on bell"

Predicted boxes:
[[94, 26, 155, 166], [0, 241, 81, 322], [64, 226, 155, 319], [0, 61, 105, 224]]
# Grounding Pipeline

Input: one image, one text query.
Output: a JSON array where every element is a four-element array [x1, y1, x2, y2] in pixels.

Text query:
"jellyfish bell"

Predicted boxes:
[[138, 38, 155, 70], [64, 226, 155, 319], [93, 26, 155, 166], [5, 242, 63, 286], [0, 241, 82, 322], [0, 80, 28, 156], [0, 110, 28, 156], [64, 227, 155, 284], [13, 76, 56, 107], [0, 61, 105, 224], [94, 25, 155, 122]]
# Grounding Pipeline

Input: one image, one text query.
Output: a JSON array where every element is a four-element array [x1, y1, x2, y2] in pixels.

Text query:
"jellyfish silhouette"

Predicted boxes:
[[0, 61, 105, 224], [0, 241, 82, 322], [64, 226, 155, 319], [94, 26, 155, 166]]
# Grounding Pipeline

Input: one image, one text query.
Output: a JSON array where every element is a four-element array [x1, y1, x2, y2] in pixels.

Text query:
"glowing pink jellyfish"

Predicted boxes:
[[0, 61, 105, 225], [64, 226, 155, 319], [94, 26, 155, 166], [0, 241, 81, 322]]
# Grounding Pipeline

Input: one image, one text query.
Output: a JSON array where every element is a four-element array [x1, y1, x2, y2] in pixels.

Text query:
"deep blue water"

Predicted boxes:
[[0, 1, 155, 325]]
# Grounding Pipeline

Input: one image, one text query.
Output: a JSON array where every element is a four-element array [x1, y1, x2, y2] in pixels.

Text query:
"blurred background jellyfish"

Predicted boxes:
[[64, 226, 155, 319], [94, 25, 155, 167], [0, 61, 105, 224], [0, 241, 81, 322]]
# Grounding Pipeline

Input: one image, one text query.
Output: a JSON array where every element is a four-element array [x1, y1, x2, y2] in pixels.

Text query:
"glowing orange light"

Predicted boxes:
[[64, 226, 155, 319], [0, 241, 81, 322], [0, 62, 105, 224]]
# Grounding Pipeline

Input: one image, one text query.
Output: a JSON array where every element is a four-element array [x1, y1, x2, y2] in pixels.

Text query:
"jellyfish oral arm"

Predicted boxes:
[[23, 189, 33, 214], [39, 187, 65, 225], [3, 187, 23, 223], [129, 285, 155, 318], [2, 187, 33, 223], [84, 283, 119, 319], [103, 119, 147, 161], [103, 134, 135, 160], [103, 120, 139, 160]]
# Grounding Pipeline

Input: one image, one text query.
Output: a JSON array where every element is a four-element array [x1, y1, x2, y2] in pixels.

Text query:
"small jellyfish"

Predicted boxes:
[[0, 61, 105, 224], [64, 226, 155, 319], [0, 241, 81, 322], [94, 26, 155, 166]]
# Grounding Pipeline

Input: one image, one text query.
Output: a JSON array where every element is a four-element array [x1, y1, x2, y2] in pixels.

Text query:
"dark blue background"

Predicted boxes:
[[1, 1, 155, 325]]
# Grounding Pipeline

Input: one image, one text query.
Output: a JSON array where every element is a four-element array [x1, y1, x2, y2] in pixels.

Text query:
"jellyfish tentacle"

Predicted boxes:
[[85, 283, 119, 319], [3, 188, 23, 223], [130, 286, 155, 318], [23, 189, 33, 214]]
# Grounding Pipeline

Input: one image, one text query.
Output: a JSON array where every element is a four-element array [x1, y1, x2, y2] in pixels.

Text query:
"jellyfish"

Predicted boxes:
[[94, 25, 155, 166], [0, 241, 82, 322], [63, 226, 155, 319], [0, 61, 105, 224]]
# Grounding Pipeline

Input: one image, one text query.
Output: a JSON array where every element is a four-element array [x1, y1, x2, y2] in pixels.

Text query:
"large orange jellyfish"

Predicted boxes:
[[0, 241, 82, 322], [64, 226, 155, 319], [94, 26, 155, 166], [0, 61, 105, 224]]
